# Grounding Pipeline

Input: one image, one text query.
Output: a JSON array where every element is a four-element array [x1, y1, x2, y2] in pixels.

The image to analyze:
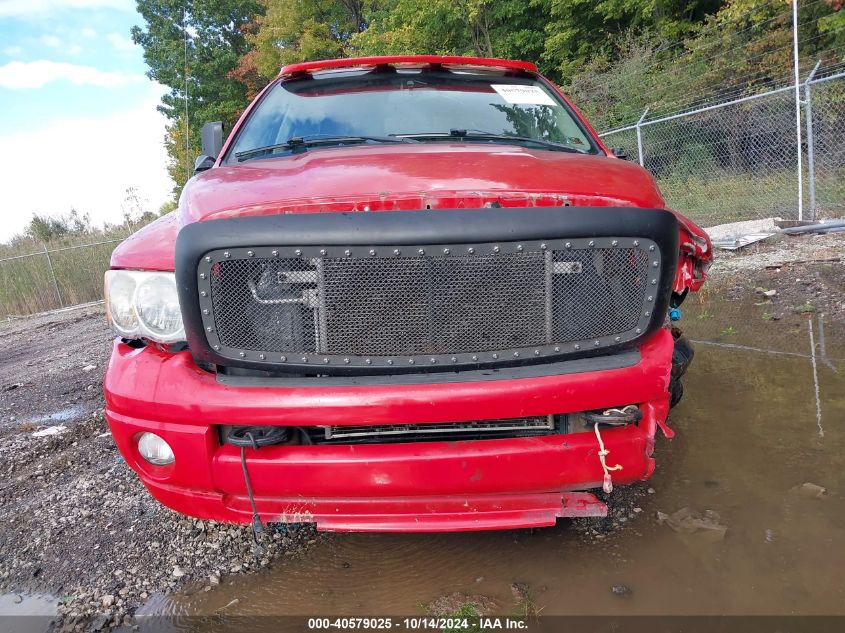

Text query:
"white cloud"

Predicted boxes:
[[3, 46, 23, 56], [0, 86, 172, 240], [0, 60, 144, 88], [40, 34, 62, 47], [66, 44, 83, 56], [81, 27, 97, 38], [107, 32, 136, 51], [0, 0, 133, 18]]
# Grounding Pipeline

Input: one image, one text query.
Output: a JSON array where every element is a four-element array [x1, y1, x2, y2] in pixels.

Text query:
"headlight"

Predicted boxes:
[[104, 270, 185, 343]]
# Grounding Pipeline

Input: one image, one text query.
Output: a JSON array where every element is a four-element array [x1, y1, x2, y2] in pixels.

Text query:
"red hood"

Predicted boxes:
[[180, 144, 665, 223], [112, 144, 685, 272]]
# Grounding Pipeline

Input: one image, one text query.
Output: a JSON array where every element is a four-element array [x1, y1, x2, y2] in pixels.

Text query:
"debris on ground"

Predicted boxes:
[[706, 218, 780, 250], [611, 584, 632, 597], [31, 425, 68, 438], [657, 508, 728, 541], [792, 482, 827, 499]]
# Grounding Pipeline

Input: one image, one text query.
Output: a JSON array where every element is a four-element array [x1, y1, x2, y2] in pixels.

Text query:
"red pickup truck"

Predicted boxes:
[[103, 55, 711, 533]]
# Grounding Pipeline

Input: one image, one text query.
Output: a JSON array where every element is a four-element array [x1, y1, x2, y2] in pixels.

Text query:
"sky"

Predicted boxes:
[[0, 0, 172, 241]]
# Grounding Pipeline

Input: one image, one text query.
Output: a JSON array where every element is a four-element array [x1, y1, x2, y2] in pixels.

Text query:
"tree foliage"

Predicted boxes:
[[132, 0, 263, 198], [130, 0, 845, 203]]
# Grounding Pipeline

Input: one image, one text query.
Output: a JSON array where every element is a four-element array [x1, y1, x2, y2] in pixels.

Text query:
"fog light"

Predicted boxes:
[[137, 432, 174, 465]]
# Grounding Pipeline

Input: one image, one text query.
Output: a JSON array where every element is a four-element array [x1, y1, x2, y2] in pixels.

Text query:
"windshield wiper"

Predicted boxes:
[[236, 134, 416, 162], [393, 129, 587, 154]]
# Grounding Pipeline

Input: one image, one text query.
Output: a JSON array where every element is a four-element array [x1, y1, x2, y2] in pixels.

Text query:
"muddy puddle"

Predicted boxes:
[[142, 287, 845, 628]]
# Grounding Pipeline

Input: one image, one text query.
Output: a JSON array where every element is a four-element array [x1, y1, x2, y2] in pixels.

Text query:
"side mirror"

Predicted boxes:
[[611, 147, 629, 160], [194, 154, 215, 173], [201, 121, 224, 158]]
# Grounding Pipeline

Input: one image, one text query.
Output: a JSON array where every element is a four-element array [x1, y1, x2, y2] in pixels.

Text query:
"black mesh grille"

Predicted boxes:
[[201, 238, 658, 367], [320, 253, 546, 355]]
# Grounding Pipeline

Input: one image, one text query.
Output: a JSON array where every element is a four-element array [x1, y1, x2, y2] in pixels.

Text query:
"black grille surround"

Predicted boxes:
[[176, 207, 679, 375]]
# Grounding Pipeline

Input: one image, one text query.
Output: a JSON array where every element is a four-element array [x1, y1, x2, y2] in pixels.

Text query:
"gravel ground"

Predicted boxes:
[[0, 307, 317, 631]]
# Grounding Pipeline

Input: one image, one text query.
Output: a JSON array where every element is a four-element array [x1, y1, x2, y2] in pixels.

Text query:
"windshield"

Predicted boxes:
[[225, 67, 599, 162]]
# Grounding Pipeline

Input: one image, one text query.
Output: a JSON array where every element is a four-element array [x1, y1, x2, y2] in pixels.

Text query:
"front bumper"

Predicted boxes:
[[104, 329, 674, 532]]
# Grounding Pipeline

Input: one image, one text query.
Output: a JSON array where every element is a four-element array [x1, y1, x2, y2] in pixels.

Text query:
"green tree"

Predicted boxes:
[[132, 0, 263, 198], [246, 0, 371, 79], [352, 0, 549, 65]]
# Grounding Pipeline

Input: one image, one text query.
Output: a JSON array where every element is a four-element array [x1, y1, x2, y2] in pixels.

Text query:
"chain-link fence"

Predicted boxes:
[[0, 240, 122, 319], [600, 70, 845, 228]]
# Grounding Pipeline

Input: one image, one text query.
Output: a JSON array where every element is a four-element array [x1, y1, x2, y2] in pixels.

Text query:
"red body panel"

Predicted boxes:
[[104, 331, 673, 531], [278, 55, 538, 77], [105, 55, 712, 531]]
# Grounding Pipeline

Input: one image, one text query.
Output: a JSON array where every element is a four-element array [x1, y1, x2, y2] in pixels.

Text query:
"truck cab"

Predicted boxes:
[[103, 55, 711, 532]]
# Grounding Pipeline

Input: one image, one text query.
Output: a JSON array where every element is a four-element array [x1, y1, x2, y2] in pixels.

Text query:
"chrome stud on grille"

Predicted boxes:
[[239, 351, 245, 358], [492, 353, 498, 359], [320, 249, 327, 256], [615, 336, 621, 342], [467, 247, 475, 254], [653, 261, 659, 267], [565, 242, 571, 248], [344, 358, 350, 364], [443, 248, 450, 254], [259, 354, 266, 360], [223, 251, 230, 258], [574, 344, 581, 350], [323, 358, 329, 364], [472, 355, 478, 361], [247, 250, 254, 257], [271, 250, 278, 257], [295, 249, 302, 256], [281, 356, 287, 361], [594, 340, 600, 346], [534, 349, 540, 355], [633, 240, 640, 246], [554, 346, 560, 352], [408, 359, 415, 365], [206, 326, 213, 332], [204, 256, 211, 263], [200, 273, 206, 279], [301, 357, 308, 362], [493, 246, 500, 253], [649, 245, 655, 251], [516, 244, 523, 252], [647, 296, 653, 301], [365, 359, 372, 365], [200, 291, 207, 297], [344, 249, 351, 256], [213, 344, 220, 350], [513, 351, 520, 357], [540, 243, 547, 250], [430, 358, 436, 363], [651, 279, 657, 285], [393, 249, 400, 256], [611, 240, 618, 246], [386, 359, 393, 365], [636, 328, 642, 334], [451, 357, 457, 363], [644, 311, 650, 317], [369, 249, 376, 256], [589, 240, 595, 247], [203, 308, 209, 315], [418, 248, 425, 255]]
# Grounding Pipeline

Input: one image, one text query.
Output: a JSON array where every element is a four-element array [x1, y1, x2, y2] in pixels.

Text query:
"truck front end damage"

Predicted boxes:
[[104, 205, 710, 531]]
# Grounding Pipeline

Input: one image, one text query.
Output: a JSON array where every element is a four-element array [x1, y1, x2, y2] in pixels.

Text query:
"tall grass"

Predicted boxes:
[[0, 227, 137, 319]]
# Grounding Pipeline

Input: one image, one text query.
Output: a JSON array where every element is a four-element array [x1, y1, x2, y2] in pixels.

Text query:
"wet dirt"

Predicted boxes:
[[145, 277, 845, 627]]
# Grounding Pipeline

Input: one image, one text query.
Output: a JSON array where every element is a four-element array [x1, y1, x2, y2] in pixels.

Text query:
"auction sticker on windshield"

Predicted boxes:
[[491, 84, 557, 106]]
